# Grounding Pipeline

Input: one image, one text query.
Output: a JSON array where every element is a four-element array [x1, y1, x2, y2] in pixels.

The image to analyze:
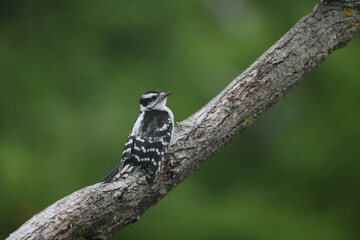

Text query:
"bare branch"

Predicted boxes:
[[7, 0, 360, 239]]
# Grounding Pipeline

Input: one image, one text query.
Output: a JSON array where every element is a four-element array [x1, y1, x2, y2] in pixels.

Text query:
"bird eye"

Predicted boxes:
[[151, 96, 157, 100]]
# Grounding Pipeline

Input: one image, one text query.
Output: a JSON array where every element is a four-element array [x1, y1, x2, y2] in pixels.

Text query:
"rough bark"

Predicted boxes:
[[7, 0, 360, 239]]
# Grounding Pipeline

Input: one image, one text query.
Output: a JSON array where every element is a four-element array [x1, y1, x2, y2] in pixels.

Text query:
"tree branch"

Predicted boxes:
[[7, 0, 360, 239]]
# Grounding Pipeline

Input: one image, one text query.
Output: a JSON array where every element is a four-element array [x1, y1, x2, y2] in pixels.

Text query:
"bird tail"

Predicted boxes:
[[101, 162, 136, 183], [101, 164, 120, 183]]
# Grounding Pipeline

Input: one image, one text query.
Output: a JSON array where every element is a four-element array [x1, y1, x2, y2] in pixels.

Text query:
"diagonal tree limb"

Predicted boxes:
[[7, 0, 360, 239]]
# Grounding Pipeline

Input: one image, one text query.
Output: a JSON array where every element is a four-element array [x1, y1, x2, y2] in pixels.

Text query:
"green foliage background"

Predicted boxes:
[[1, 0, 360, 239]]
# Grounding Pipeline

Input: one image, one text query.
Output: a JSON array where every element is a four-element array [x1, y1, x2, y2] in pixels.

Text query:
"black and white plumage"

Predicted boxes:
[[102, 90, 174, 183]]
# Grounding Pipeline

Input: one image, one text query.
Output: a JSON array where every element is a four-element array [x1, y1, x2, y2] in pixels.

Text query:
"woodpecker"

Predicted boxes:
[[102, 90, 174, 183]]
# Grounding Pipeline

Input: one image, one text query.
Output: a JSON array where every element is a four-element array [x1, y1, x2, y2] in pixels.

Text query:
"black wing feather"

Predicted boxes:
[[101, 110, 172, 183]]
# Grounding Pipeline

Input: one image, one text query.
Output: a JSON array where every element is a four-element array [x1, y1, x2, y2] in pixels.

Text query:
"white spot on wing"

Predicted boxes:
[[156, 123, 169, 131], [151, 159, 157, 166], [124, 138, 133, 146], [122, 148, 131, 154], [135, 137, 145, 143]]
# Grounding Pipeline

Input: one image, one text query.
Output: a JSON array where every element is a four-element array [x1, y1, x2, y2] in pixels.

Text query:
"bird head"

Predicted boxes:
[[139, 90, 172, 111]]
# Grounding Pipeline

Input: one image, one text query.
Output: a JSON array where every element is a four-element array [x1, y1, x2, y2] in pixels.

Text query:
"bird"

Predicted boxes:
[[102, 90, 174, 183]]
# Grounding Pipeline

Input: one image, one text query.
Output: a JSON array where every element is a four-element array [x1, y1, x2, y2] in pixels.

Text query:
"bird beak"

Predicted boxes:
[[159, 92, 173, 99]]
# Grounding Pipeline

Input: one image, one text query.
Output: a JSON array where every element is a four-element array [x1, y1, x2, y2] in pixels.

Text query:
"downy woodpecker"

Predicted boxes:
[[102, 90, 174, 183]]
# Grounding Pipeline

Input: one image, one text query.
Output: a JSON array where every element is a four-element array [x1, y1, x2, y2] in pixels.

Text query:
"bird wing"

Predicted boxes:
[[128, 111, 173, 175]]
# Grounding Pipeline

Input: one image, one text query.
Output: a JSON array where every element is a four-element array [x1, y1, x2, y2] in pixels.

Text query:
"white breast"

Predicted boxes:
[[131, 111, 145, 136]]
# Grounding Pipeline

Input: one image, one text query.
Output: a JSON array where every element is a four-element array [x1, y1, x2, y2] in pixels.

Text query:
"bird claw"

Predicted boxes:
[[165, 151, 180, 162]]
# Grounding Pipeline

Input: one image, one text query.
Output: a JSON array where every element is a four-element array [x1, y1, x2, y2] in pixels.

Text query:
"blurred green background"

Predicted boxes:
[[1, 0, 360, 239]]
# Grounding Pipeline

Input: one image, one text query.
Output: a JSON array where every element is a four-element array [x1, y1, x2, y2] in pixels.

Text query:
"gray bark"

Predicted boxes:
[[7, 0, 360, 239]]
